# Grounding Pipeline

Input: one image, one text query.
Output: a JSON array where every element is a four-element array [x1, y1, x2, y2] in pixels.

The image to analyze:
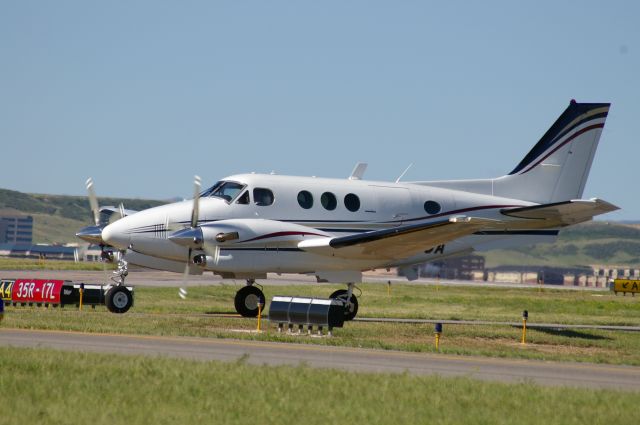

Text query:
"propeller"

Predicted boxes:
[[108, 202, 127, 225], [78, 178, 129, 243], [170, 176, 240, 299], [178, 175, 202, 299], [76, 178, 105, 244], [86, 178, 100, 226], [76, 178, 130, 275]]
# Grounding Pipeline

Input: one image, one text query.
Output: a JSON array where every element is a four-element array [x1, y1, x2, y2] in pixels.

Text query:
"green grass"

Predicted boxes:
[[4, 283, 640, 365], [1, 346, 638, 425], [0, 257, 111, 271]]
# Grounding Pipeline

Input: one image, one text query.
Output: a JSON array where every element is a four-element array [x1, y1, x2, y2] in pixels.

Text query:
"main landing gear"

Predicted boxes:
[[232, 280, 359, 321], [329, 282, 358, 321], [234, 279, 266, 317]]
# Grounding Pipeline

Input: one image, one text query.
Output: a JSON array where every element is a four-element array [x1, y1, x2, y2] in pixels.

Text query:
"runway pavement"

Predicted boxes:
[[2, 328, 639, 391]]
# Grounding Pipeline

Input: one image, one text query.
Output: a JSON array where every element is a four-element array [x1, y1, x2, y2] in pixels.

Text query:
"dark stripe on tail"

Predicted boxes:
[[509, 102, 609, 175]]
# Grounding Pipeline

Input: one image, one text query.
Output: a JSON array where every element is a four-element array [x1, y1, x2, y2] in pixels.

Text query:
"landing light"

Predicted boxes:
[[215, 232, 239, 243]]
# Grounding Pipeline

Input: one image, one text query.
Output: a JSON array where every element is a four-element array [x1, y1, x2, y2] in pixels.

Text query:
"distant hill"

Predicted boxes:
[[482, 221, 640, 268], [0, 188, 165, 244]]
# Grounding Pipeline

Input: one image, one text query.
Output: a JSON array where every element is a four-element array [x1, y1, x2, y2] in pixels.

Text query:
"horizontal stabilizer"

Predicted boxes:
[[298, 216, 497, 260], [501, 198, 618, 225]]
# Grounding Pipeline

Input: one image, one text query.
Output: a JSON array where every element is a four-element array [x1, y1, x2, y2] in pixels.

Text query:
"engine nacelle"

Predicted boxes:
[[199, 219, 330, 247]]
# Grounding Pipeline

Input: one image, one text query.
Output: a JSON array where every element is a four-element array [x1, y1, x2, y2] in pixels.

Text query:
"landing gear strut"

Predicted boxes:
[[111, 255, 128, 286], [234, 279, 265, 317], [106, 252, 132, 313], [330, 282, 358, 321]]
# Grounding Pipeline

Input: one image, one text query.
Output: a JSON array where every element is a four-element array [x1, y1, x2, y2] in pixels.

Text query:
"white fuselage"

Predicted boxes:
[[101, 173, 553, 280]]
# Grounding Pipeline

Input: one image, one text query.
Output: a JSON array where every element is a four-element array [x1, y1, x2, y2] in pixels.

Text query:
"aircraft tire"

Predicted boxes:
[[105, 286, 133, 314], [329, 289, 358, 321], [234, 286, 265, 318]]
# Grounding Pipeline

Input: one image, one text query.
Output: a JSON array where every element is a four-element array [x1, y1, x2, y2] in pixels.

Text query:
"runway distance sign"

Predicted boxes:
[[612, 279, 640, 294], [0, 280, 14, 302], [10, 279, 65, 304]]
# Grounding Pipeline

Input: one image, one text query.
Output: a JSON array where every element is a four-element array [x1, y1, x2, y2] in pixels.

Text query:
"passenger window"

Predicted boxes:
[[321, 192, 337, 210], [297, 191, 313, 209], [253, 188, 274, 206], [236, 191, 250, 205], [424, 200, 441, 214], [344, 193, 360, 212]]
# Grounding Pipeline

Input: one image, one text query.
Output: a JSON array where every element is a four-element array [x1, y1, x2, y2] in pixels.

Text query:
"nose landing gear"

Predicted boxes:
[[105, 253, 133, 314], [111, 256, 128, 286]]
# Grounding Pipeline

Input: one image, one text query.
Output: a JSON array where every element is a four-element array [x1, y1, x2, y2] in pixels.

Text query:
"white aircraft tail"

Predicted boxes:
[[420, 101, 611, 204]]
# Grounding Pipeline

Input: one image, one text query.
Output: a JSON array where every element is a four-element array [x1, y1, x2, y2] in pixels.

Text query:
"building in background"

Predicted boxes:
[[0, 216, 33, 244], [413, 255, 486, 280], [0, 243, 78, 261]]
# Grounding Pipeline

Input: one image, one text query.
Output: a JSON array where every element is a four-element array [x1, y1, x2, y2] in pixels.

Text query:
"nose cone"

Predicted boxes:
[[101, 220, 131, 250], [168, 227, 203, 248], [76, 225, 105, 244]]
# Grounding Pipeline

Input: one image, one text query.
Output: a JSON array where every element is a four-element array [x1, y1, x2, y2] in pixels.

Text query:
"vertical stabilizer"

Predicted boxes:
[[411, 101, 610, 204], [493, 101, 610, 203]]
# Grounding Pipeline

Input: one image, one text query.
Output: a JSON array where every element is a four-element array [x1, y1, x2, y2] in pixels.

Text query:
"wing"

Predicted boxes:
[[501, 198, 618, 226], [298, 198, 618, 261], [298, 216, 497, 260]]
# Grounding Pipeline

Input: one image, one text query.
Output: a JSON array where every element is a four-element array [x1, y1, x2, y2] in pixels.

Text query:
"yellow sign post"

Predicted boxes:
[[521, 310, 528, 344], [78, 283, 84, 311], [256, 301, 264, 332], [612, 279, 640, 296], [434, 323, 443, 351]]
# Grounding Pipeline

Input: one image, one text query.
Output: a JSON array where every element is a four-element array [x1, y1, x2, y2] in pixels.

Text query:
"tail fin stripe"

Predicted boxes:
[[544, 111, 608, 152], [519, 122, 604, 175], [551, 108, 609, 143], [509, 103, 610, 175]]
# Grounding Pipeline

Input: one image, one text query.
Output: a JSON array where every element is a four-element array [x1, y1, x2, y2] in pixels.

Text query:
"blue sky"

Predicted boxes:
[[1, 1, 638, 219]]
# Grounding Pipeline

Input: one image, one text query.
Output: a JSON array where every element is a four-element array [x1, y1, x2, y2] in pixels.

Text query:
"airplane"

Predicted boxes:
[[77, 100, 618, 319]]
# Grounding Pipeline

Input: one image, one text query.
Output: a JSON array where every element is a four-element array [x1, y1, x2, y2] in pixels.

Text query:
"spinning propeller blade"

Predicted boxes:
[[179, 263, 190, 299], [86, 178, 100, 226], [191, 175, 201, 228], [179, 175, 202, 299], [202, 242, 220, 267]]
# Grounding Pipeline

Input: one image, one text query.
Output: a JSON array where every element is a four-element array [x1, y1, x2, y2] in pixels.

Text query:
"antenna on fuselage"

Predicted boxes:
[[349, 162, 368, 180], [395, 163, 413, 183]]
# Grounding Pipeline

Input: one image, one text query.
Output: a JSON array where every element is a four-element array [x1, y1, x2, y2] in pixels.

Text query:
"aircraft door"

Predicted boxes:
[[370, 185, 412, 226]]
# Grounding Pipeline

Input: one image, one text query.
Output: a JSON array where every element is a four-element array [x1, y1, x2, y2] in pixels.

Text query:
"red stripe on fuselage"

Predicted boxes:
[[244, 231, 327, 242]]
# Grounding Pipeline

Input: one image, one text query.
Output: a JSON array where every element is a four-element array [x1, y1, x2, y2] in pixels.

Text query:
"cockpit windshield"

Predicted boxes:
[[200, 181, 246, 202]]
